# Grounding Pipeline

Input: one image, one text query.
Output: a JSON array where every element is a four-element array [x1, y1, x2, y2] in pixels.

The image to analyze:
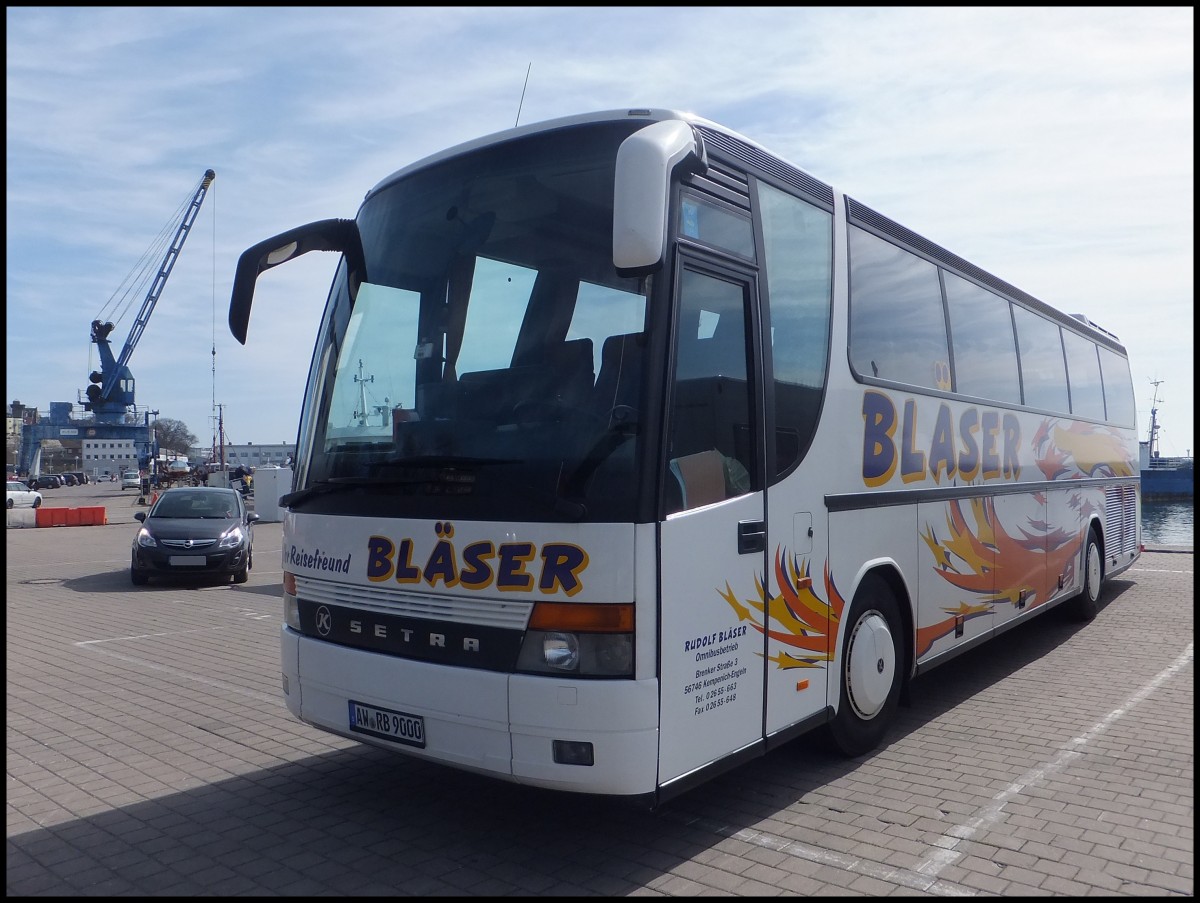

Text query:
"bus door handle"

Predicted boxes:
[[737, 519, 765, 554]]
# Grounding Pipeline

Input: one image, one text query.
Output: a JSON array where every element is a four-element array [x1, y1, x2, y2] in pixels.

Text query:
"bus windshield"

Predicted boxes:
[[297, 121, 652, 522]]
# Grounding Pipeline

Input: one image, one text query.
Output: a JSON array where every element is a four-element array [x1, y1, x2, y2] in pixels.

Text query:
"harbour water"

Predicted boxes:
[[1142, 497, 1194, 546]]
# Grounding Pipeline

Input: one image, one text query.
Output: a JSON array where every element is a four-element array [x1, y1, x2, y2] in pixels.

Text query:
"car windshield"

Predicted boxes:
[[153, 493, 237, 519]]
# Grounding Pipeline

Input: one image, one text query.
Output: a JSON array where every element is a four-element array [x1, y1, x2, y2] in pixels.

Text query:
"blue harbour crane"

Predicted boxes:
[[17, 170, 216, 477]]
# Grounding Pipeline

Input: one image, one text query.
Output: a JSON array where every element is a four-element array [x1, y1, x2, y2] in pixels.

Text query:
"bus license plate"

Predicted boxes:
[[348, 700, 425, 748]]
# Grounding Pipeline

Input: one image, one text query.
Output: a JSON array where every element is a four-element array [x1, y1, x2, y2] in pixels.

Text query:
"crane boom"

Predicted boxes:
[[85, 168, 216, 421]]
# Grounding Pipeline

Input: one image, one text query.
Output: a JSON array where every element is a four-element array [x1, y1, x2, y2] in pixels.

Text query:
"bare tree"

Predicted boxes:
[[153, 418, 199, 455]]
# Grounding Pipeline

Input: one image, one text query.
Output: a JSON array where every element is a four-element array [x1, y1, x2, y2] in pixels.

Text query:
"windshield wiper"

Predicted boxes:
[[378, 455, 514, 468], [280, 461, 516, 509], [279, 478, 376, 509]]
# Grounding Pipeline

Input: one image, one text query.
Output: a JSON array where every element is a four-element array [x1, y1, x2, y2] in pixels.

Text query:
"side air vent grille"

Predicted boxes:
[[689, 161, 751, 210], [1104, 485, 1139, 558], [694, 125, 834, 209]]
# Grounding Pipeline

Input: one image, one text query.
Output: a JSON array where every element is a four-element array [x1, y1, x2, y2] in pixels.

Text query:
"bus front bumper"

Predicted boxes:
[[282, 627, 661, 796]]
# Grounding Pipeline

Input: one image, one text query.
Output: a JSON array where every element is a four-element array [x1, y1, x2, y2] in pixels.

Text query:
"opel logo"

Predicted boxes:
[[184, 539, 194, 549], [315, 606, 332, 637]]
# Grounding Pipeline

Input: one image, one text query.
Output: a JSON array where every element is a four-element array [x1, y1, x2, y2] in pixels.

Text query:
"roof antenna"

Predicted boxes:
[[515, 62, 531, 127]]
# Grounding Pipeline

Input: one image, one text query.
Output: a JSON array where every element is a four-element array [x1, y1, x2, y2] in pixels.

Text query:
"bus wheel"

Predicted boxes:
[[1068, 528, 1103, 622], [828, 573, 902, 757]]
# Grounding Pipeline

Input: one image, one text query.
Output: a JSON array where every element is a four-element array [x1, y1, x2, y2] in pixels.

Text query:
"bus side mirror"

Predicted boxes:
[[613, 120, 708, 276], [229, 218, 366, 345]]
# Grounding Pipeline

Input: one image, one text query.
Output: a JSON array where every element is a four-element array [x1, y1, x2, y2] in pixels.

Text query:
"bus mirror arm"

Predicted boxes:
[[228, 218, 367, 345], [613, 120, 708, 275]]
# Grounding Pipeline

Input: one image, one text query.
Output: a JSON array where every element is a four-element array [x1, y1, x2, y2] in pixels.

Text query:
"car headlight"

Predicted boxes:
[[136, 528, 157, 548], [218, 526, 247, 550]]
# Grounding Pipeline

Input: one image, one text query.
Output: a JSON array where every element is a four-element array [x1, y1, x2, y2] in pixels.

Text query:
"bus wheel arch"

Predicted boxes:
[[827, 568, 908, 757]]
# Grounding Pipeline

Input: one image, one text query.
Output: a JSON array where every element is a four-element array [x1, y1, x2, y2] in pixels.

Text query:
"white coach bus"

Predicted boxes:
[[228, 108, 1141, 806]]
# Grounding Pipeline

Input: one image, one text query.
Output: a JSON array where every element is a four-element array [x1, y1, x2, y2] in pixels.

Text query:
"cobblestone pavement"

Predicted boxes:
[[6, 483, 1194, 895]]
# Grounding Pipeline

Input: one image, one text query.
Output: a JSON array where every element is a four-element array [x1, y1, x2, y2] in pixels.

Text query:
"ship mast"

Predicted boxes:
[[1147, 379, 1163, 458]]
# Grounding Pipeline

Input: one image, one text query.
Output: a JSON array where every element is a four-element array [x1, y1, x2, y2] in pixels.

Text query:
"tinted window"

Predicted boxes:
[[758, 181, 832, 476], [1012, 305, 1069, 412], [849, 227, 949, 390], [1061, 329, 1105, 420], [1098, 345, 1136, 426], [666, 268, 754, 514], [679, 192, 755, 260], [944, 271, 1021, 404]]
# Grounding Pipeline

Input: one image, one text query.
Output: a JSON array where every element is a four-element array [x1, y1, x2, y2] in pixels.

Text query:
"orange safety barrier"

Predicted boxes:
[[36, 507, 69, 527], [33, 506, 108, 527]]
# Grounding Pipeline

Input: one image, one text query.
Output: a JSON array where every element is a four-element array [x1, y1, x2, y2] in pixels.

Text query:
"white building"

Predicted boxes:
[[188, 441, 295, 469], [82, 437, 139, 477]]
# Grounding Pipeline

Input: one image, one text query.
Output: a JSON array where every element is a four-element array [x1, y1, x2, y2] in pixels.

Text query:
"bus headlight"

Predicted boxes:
[[283, 580, 301, 630], [515, 602, 634, 677], [516, 630, 633, 676], [284, 596, 301, 631], [541, 632, 579, 669]]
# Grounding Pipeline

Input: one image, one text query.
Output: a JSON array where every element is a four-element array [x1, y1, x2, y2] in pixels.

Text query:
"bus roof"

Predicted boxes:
[[362, 107, 1125, 354], [365, 108, 786, 201]]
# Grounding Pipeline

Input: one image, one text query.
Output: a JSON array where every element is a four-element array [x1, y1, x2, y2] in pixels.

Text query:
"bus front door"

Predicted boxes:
[[657, 263, 768, 787]]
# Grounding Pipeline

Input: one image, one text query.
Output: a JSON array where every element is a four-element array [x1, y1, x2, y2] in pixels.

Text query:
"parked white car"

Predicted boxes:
[[6, 480, 43, 509], [121, 471, 142, 491]]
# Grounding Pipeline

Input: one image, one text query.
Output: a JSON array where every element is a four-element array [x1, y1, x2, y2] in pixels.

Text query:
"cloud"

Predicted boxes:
[[6, 6, 1193, 456]]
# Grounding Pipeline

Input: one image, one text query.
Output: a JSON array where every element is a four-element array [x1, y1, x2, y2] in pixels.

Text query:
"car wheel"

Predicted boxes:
[[6, 499, 12, 510], [233, 565, 249, 585], [130, 565, 149, 586], [32, 498, 41, 508]]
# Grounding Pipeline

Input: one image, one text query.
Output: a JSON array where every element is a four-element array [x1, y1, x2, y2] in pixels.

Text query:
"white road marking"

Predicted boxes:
[[667, 642, 1194, 896], [75, 626, 282, 705], [911, 642, 1194, 879]]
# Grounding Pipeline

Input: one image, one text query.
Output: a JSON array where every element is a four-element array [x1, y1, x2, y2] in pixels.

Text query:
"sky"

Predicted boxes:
[[6, 7, 1194, 459]]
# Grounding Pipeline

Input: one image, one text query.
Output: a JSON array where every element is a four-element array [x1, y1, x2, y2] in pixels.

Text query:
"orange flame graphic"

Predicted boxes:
[[917, 496, 1083, 657], [720, 551, 847, 671]]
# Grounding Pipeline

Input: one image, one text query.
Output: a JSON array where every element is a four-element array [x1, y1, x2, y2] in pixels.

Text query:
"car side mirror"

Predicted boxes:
[[247, 512, 260, 523], [135, 512, 146, 522]]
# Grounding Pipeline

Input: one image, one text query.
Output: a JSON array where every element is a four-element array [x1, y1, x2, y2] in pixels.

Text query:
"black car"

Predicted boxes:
[[130, 486, 259, 585], [30, 475, 60, 490]]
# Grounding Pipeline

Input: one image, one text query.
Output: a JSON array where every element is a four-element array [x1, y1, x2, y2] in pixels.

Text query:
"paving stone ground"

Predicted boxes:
[[7, 483, 1194, 895]]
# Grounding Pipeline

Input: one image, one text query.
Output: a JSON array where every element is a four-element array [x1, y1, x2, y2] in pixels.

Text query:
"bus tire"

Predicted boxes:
[[1068, 527, 1103, 622], [828, 573, 903, 757]]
